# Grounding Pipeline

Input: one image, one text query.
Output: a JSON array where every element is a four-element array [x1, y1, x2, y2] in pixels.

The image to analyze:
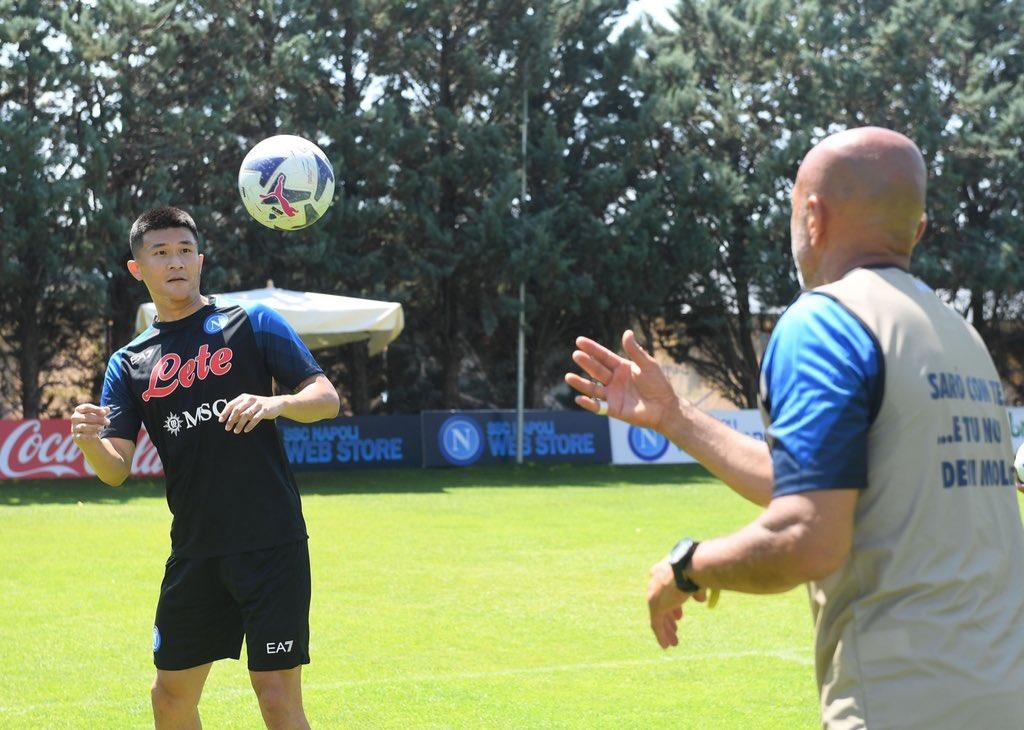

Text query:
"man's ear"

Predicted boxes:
[[806, 194, 825, 247], [914, 213, 927, 244], [127, 259, 143, 282]]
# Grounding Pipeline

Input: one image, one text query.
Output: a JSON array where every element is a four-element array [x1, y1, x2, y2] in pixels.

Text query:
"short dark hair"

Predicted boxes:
[[129, 207, 200, 256]]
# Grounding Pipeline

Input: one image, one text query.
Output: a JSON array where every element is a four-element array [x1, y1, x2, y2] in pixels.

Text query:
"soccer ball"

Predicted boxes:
[[1015, 442, 1024, 484], [238, 134, 335, 231]]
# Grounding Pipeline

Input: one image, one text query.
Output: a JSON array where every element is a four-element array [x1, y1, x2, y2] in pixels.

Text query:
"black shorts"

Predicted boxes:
[[152, 540, 311, 672]]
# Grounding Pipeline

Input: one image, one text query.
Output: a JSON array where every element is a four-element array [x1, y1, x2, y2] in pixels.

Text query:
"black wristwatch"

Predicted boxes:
[[668, 538, 701, 593]]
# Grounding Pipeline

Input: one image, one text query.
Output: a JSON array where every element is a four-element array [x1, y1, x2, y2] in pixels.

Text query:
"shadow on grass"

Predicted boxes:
[[0, 463, 717, 505], [0, 477, 166, 506], [299, 462, 717, 495]]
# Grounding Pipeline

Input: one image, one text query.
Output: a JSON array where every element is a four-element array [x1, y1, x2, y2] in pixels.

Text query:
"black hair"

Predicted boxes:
[[129, 207, 200, 256]]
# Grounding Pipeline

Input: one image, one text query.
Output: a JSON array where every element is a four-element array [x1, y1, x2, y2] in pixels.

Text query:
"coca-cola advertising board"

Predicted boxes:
[[0, 420, 164, 481]]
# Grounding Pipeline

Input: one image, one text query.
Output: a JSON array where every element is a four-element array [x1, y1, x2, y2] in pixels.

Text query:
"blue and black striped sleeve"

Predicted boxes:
[[242, 303, 324, 391], [762, 293, 883, 497], [99, 351, 143, 442]]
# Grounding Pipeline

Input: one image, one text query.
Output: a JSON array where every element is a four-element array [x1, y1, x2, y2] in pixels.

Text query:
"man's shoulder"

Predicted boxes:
[[768, 291, 880, 375], [776, 290, 864, 335], [108, 328, 161, 367], [212, 299, 286, 328]]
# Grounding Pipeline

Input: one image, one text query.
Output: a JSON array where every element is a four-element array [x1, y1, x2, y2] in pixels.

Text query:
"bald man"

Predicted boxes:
[[566, 127, 1024, 728]]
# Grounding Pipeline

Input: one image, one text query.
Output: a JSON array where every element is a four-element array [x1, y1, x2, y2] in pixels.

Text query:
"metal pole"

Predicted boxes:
[[516, 56, 528, 464]]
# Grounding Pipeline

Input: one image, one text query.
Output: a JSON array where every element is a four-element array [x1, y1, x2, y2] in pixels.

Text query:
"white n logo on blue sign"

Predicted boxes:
[[627, 426, 669, 461], [439, 416, 484, 466]]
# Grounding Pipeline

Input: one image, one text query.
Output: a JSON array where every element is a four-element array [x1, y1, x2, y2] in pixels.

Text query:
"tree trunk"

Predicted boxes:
[[350, 341, 370, 414], [17, 318, 41, 419]]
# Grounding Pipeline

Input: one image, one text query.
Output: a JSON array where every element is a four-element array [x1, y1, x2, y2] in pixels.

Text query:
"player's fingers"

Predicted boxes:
[[219, 402, 238, 424], [221, 396, 257, 428], [665, 617, 679, 647], [574, 336, 625, 373], [71, 421, 103, 440], [570, 350, 615, 389], [219, 394, 251, 422], [622, 330, 657, 370], [74, 403, 110, 417], [652, 612, 678, 649], [572, 394, 605, 415], [650, 615, 665, 647], [73, 415, 110, 429], [241, 407, 265, 433], [564, 372, 606, 402], [231, 406, 258, 434]]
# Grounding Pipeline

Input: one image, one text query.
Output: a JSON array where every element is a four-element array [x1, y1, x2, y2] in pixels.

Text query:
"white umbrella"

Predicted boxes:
[[136, 286, 403, 355]]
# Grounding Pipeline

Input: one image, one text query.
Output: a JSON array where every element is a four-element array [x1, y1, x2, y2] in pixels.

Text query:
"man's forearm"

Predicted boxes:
[[277, 377, 340, 423], [660, 404, 775, 507], [685, 491, 857, 593], [686, 523, 815, 594], [79, 439, 132, 487]]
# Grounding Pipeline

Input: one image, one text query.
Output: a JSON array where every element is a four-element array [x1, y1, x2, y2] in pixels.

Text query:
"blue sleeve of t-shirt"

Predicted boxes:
[[762, 293, 883, 497], [100, 351, 143, 442], [241, 302, 324, 391]]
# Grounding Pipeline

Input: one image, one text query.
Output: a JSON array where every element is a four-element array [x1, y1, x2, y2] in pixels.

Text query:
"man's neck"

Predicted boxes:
[[153, 294, 209, 323]]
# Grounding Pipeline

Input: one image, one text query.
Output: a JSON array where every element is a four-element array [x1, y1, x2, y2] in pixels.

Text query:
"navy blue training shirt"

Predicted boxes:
[[100, 299, 323, 557]]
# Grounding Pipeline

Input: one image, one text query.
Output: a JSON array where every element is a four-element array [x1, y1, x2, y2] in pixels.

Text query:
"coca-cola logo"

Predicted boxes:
[[142, 344, 233, 401], [0, 420, 164, 480], [130, 429, 164, 476]]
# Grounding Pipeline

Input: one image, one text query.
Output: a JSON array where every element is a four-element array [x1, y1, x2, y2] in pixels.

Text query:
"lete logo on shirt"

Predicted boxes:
[[142, 344, 234, 401]]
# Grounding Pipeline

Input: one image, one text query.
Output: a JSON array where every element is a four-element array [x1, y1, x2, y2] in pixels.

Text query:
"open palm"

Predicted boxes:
[[564, 330, 680, 431]]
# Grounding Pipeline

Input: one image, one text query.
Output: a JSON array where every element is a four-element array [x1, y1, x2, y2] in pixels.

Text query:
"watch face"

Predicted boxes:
[[670, 539, 695, 565], [668, 538, 700, 593]]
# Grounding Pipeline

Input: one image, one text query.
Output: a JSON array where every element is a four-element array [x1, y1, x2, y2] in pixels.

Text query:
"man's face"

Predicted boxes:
[[789, 183, 810, 289], [129, 227, 204, 303]]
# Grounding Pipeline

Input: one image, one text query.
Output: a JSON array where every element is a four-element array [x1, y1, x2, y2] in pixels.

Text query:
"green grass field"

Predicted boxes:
[[0, 464, 820, 728]]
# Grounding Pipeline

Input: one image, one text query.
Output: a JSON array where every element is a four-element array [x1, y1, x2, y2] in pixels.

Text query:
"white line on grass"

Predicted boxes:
[[0, 649, 813, 717], [305, 648, 814, 689]]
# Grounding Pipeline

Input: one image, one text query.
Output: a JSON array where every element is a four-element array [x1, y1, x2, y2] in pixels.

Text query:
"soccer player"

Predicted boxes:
[[70, 207, 340, 729], [566, 127, 1024, 728]]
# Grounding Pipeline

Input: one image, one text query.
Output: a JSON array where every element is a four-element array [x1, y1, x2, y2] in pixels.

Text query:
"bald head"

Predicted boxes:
[[791, 126, 928, 287]]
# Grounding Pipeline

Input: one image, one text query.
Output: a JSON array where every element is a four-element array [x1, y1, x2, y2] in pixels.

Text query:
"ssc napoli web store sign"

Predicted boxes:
[[7, 407, 1021, 481], [278, 415, 422, 470], [422, 410, 612, 467], [609, 410, 767, 465]]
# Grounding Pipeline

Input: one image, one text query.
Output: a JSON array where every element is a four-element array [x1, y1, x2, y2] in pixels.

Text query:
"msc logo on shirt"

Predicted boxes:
[[163, 399, 229, 436], [142, 345, 234, 401]]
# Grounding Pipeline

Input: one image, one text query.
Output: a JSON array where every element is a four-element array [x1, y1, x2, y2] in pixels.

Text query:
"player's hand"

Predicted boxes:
[[647, 558, 706, 649], [219, 393, 283, 434], [70, 404, 111, 445], [565, 330, 681, 430]]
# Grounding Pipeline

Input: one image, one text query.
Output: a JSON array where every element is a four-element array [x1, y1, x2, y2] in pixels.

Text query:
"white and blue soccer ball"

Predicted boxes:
[[1015, 442, 1024, 484], [238, 134, 335, 231]]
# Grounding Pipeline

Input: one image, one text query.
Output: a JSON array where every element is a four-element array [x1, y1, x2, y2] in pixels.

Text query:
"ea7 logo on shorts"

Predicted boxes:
[[267, 640, 294, 654]]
